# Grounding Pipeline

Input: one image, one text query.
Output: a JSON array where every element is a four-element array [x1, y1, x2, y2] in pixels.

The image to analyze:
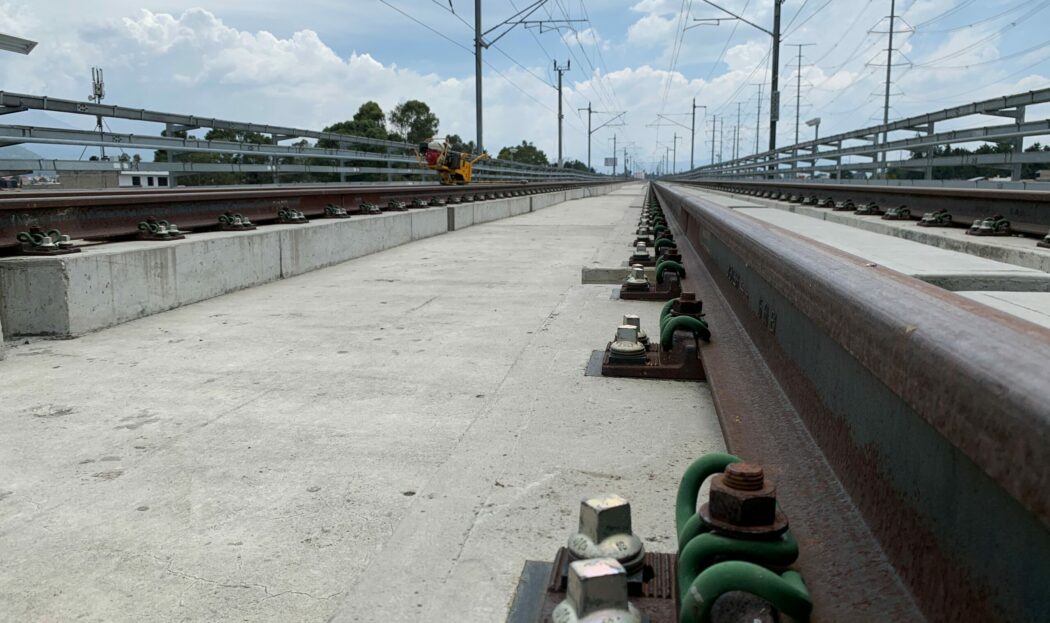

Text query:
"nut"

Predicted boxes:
[[671, 292, 704, 316], [699, 462, 788, 537], [553, 558, 642, 623], [568, 494, 645, 573], [709, 463, 776, 527]]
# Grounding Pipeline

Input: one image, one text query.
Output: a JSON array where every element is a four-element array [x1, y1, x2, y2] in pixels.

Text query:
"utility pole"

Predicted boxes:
[[691, 98, 707, 170], [610, 134, 617, 174], [710, 115, 717, 164], [734, 102, 742, 160], [719, 117, 725, 163], [697, 0, 783, 153], [753, 83, 763, 155], [579, 102, 592, 169], [554, 60, 570, 167], [467, 1, 580, 154], [882, 0, 897, 176], [770, 0, 782, 152], [788, 43, 815, 147], [474, 0, 483, 152], [579, 102, 626, 169], [672, 132, 681, 174]]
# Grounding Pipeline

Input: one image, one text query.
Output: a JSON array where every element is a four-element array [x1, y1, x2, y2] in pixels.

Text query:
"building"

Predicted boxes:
[[55, 170, 170, 190]]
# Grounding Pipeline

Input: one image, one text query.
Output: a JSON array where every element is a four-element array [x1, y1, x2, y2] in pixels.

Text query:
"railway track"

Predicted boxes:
[[650, 181, 1050, 622], [0, 180, 601, 254], [680, 179, 1050, 237]]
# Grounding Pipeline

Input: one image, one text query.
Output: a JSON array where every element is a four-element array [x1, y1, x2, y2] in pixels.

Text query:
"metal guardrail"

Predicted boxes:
[[672, 88, 1050, 181], [0, 90, 603, 182]]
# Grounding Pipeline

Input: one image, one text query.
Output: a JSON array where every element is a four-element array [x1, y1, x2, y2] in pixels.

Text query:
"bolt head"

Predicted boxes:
[[578, 494, 632, 542], [613, 325, 638, 344], [566, 558, 629, 617], [621, 314, 641, 330]]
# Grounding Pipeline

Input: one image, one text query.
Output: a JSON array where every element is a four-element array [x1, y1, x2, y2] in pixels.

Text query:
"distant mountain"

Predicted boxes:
[[0, 145, 43, 160]]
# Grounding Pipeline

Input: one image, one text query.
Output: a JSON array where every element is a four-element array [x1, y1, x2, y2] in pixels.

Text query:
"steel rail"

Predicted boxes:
[[0, 181, 604, 253], [652, 181, 1050, 622], [674, 179, 1050, 235]]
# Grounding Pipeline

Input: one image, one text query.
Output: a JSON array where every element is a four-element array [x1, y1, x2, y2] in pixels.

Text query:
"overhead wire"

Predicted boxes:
[[911, 0, 1039, 35]]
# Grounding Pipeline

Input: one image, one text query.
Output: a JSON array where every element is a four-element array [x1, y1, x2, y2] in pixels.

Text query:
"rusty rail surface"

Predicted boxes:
[[0, 181, 600, 253], [652, 181, 1050, 622], [676, 179, 1050, 236]]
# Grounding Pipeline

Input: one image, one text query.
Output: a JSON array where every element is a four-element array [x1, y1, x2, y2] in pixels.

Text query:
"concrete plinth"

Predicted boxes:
[[731, 206, 1050, 292], [957, 291, 1050, 330], [685, 185, 1050, 273], [0, 186, 622, 339]]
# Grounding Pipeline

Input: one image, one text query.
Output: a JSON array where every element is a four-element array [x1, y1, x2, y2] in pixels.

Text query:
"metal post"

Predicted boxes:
[[770, 0, 782, 153], [882, 0, 897, 177], [719, 117, 725, 163], [554, 60, 570, 167], [755, 83, 762, 155], [711, 115, 717, 164], [671, 132, 677, 174], [735, 102, 742, 160], [474, 0, 483, 153], [580, 102, 592, 169]]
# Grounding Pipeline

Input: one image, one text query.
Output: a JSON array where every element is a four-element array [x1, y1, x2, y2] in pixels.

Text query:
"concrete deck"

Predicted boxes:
[[0, 183, 723, 622], [670, 187, 1050, 291]]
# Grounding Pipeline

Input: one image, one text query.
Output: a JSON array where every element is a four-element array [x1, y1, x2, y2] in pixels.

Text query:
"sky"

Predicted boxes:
[[1, 0, 1049, 173]]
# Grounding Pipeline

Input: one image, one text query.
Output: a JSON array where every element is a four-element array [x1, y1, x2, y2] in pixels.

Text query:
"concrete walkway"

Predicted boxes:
[[0, 183, 723, 622]]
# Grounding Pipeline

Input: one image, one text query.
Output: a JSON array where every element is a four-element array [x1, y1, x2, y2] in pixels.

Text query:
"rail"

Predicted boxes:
[[652, 181, 1050, 622]]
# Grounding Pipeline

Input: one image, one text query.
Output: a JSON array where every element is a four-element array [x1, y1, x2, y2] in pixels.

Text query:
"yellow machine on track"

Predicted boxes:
[[417, 138, 489, 185]]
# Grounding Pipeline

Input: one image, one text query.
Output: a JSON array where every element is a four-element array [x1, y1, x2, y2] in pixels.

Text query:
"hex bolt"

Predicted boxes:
[[621, 314, 648, 344], [699, 462, 788, 538], [554, 558, 641, 622], [671, 292, 704, 317], [568, 494, 645, 573]]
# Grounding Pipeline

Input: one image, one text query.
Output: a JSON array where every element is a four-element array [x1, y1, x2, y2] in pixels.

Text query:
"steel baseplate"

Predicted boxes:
[[598, 329, 705, 380], [505, 547, 678, 623], [619, 272, 682, 301]]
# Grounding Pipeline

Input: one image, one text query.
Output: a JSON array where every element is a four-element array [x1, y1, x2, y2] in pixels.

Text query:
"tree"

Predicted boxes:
[[446, 134, 477, 154], [497, 140, 550, 166], [562, 159, 594, 173], [389, 100, 440, 144]]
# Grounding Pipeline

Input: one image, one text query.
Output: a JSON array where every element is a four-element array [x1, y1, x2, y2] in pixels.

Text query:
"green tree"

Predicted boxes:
[[562, 159, 594, 173], [497, 140, 550, 166], [389, 100, 440, 144], [446, 134, 477, 154]]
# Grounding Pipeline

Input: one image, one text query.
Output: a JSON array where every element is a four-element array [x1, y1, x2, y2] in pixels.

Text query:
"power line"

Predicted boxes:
[[378, 0, 472, 53], [911, 0, 978, 28], [909, 0, 1050, 67], [912, 0, 1040, 35]]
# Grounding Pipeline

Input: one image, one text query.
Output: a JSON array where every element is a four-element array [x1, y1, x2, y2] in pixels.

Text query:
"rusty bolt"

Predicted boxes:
[[672, 292, 704, 317], [709, 463, 777, 528]]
